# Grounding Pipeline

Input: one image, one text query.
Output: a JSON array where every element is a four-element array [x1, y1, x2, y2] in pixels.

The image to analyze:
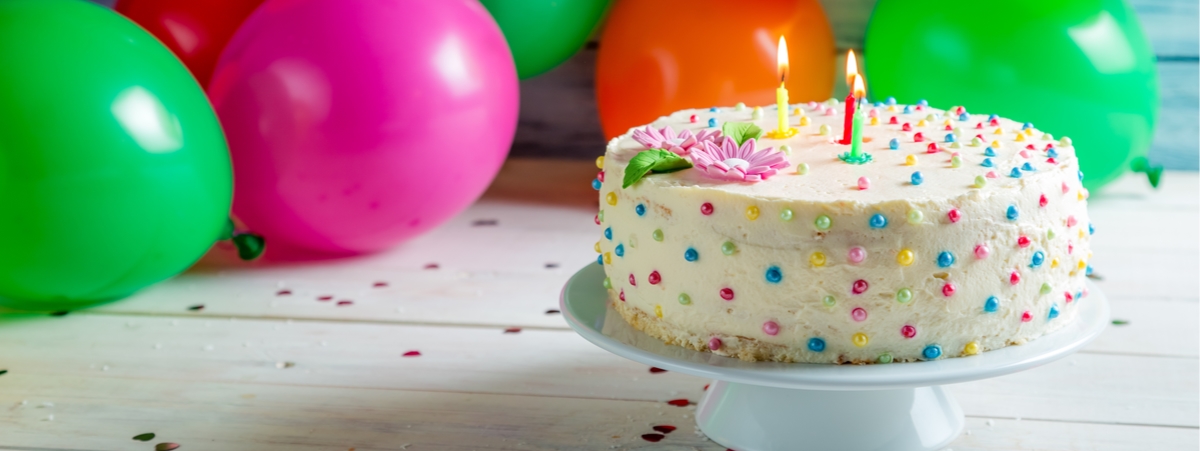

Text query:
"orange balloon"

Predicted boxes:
[[596, 0, 836, 139]]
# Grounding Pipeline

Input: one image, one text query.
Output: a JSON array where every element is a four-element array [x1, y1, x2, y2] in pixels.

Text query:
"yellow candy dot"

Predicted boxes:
[[594, 241, 601, 253], [870, 117, 880, 126], [799, 116, 811, 126], [1051, 258, 1060, 268], [596, 156, 605, 169], [655, 305, 663, 318], [1077, 259, 1087, 270], [963, 341, 980, 356], [1077, 191, 1087, 201], [990, 140, 1001, 148], [887, 105, 897, 112], [605, 192, 617, 206], [1060, 137, 1073, 146], [993, 128, 1004, 135], [943, 119, 954, 126], [897, 248, 915, 266], [1015, 133, 1026, 142], [852, 333, 869, 347], [1024, 128, 1034, 136], [810, 252, 826, 267], [819, 124, 831, 135], [917, 119, 927, 127], [905, 155, 917, 166], [745, 206, 760, 221], [794, 107, 802, 116], [604, 252, 612, 264], [1079, 229, 1086, 239]]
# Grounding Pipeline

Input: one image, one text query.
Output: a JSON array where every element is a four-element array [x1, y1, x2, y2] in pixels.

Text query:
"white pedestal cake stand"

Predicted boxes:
[[560, 264, 1109, 451]]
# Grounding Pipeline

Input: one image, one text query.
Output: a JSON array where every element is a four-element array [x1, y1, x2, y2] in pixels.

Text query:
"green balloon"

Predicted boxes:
[[864, 0, 1158, 190], [480, 0, 611, 79], [0, 0, 231, 309]]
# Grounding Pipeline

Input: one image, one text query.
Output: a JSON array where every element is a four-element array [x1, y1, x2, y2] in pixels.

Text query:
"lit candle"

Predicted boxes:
[[838, 73, 872, 165], [766, 37, 796, 139], [840, 50, 860, 144]]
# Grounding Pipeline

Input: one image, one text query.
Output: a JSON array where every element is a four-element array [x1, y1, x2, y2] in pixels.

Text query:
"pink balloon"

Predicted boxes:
[[208, 0, 518, 256]]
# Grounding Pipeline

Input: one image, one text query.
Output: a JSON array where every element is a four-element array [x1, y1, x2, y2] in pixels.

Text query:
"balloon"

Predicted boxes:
[[0, 0, 232, 308], [480, 0, 610, 79], [596, 0, 836, 139], [209, 0, 518, 257], [114, 0, 266, 87], [864, 0, 1158, 190]]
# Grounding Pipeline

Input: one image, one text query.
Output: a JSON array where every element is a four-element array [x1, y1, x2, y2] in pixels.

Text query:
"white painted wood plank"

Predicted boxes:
[[0, 372, 1194, 451], [0, 313, 1194, 427], [1090, 298, 1200, 357]]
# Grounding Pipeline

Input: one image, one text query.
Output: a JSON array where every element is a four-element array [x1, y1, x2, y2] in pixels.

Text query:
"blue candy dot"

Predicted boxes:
[[886, 96, 897, 105], [614, 244, 624, 257], [987, 114, 998, 121], [874, 101, 884, 107], [1022, 122, 1033, 130], [1048, 305, 1060, 320], [918, 99, 929, 106], [889, 138, 899, 150], [1088, 223, 1095, 235], [707, 118, 717, 127], [1086, 265, 1094, 276], [869, 213, 888, 229], [1075, 291, 1083, 300], [604, 227, 612, 240], [937, 251, 955, 268], [911, 171, 924, 186], [807, 337, 826, 352], [958, 113, 969, 121], [1009, 167, 1022, 178], [635, 204, 646, 216], [596, 254, 604, 265], [1031, 251, 1045, 268], [984, 147, 996, 157], [945, 133, 955, 143], [1078, 170, 1084, 181], [903, 105, 913, 114], [709, 107, 718, 112], [684, 248, 699, 262], [765, 266, 783, 283], [922, 345, 942, 360], [984, 296, 1000, 313], [981, 158, 994, 167], [1047, 148, 1059, 158], [1006, 205, 1019, 221], [1021, 162, 1035, 172], [591, 179, 601, 190]]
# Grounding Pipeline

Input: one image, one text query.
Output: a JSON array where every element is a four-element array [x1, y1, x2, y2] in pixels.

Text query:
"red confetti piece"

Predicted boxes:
[[544, 309, 561, 315], [652, 425, 677, 434], [649, 367, 666, 374], [317, 295, 333, 301], [925, 142, 938, 153], [276, 290, 292, 296], [703, 384, 709, 391], [504, 327, 521, 334], [423, 263, 440, 270], [336, 300, 353, 306], [373, 282, 388, 288], [666, 399, 689, 407], [888, 116, 898, 124], [403, 351, 421, 357], [187, 305, 204, 311], [641, 434, 665, 442]]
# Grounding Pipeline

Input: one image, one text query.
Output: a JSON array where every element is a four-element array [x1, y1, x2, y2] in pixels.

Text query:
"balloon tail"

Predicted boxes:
[[220, 216, 265, 260], [1130, 157, 1164, 189]]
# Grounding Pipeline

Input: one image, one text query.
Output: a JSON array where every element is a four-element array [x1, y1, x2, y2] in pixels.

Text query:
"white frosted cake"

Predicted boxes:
[[592, 99, 1092, 364]]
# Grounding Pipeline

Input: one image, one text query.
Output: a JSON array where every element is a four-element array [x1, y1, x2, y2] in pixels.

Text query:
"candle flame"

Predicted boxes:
[[845, 50, 858, 88], [777, 37, 789, 82], [852, 73, 866, 99]]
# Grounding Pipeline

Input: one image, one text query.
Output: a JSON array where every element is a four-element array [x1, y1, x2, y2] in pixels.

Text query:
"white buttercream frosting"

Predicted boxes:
[[596, 101, 1092, 364]]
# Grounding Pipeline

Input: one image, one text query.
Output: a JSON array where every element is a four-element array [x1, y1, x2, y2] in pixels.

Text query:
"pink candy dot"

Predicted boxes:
[[901, 325, 917, 338], [913, 132, 924, 142], [1039, 194, 1048, 207], [847, 246, 867, 264], [1017, 236, 1030, 248], [942, 283, 956, 297], [700, 202, 714, 215], [1061, 182, 1069, 194], [1021, 311, 1033, 322], [974, 243, 990, 259], [648, 271, 661, 285], [851, 307, 868, 322], [619, 289, 625, 301], [1010, 271, 1021, 285], [708, 337, 722, 350], [857, 177, 870, 190], [689, 114, 697, 123], [762, 321, 779, 336], [629, 274, 636, 286], [947, 209, 962, 223], [1064, 292, 1074, 303], [1019, 150, 1030, 158], [926, 143, 939, 153], [719, 288, 734, 301], [594, 214, 600, 225], [597, 171, 605, 182], [1066, 215, 1078, 227], [852, 280, 869, 294], [986, 171, 998, 178]]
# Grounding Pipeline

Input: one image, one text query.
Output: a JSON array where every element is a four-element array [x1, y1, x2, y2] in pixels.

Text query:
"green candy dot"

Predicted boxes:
[[877, 353, 894, 364], [678, 293, 692, 305], [598, 210, 605, 222], [822, 295, 836, 307], [1040, 282, 1052, 295], [896, 288, 913, 303], [602, 277, 612, 289], [652, 229, 664, 241], [780, 208, 794, 221], [721, 241, 737, 255], [1047, 229, 1056, 240], [907, 209, 923, 225], [815, 214, 832, 230]]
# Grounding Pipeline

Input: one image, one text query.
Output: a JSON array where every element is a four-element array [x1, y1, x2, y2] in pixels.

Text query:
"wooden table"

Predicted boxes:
[[2, 159, 1197, 451]]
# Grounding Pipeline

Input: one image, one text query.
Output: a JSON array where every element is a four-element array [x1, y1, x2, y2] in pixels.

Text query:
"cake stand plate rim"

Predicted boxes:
[[560, 263, 1110, 390]]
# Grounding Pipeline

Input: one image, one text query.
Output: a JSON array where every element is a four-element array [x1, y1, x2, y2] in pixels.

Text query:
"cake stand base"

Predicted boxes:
[[696, 381, 962, 451]]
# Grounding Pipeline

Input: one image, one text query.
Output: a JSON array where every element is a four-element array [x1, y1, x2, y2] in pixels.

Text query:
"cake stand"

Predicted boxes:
[[560, 264, 1109, 451]]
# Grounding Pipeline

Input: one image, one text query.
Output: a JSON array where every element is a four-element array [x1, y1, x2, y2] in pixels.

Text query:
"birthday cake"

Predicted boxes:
[[592, 99, 1092, 364]]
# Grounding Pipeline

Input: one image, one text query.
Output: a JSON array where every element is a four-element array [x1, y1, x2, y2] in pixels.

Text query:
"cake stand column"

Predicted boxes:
[[695, 380, 963, 451]]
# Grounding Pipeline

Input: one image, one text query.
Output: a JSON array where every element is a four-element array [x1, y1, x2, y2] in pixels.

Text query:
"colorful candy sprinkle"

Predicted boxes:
[[719, 287, 734, 301], [629, 273, 636, 286], [851, 307, 868, 321], [745, 206, 760, 221], [937, 251, 956, 268], [1031, 251, 1045, 267], [606, 192, 617, 205], [596, 156, 605, 169], [963, 341, 980, 356], [815, 214, 832, 230], [808, 338, 826, 352], [780, 208, 794, 221], [923, 345, 942, 360], [602, 277, 612, 289], [1048, 305, 1060, 320], [765, 266, 783, 283], [1017, 236, 1031, 248], [1009, 167, 1022, 178], [654, 305, 662, 318], [684, 248, 699, 262], [604, 227, 612, 240], [700, 202, 713, 215], [652, 229, 663, 241], [877, 353, 894, 363], [857, 177, 870, 190], [822, 295, 836, 307], [905, 154, 917, 166], [942, 283, 956, 297], [910, 172, 924, 185], [810, 252, 826, 267], [901, 325, 917, 338], [721, 241, 737, 255], [591, 179, 601, 190], [678, 293, 692, 305], [1006, 205, 1019, 221], [708, 337, 721, 350], [947, 209, 962, 223], [848, 246, 867, 264], [1010, 271, 1021, 285], [907, 209, 923, 224], [897, 248, 915, 266], [635, 204, 646, 216], [852, 279, 869, 294], [889, 138, 899, 150], [614, 243, 624, 257], [852, 333, 869, 347], [707, 118, 717, 127], [1021, 311, 1032, 322], [763, 321, 779, 336], [974, 175, 987, 188], [869, 213, 888, 228], [984, 296, 999, 312], [796, 163, 809, 175], [984, 147, 996, 157], [1040, 282, 1052, 295], [896, 288, 913, 303], [974, 243, 990, 259]]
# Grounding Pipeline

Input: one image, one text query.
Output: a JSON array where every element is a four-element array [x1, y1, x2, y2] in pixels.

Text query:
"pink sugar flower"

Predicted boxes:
[[690, 137, 790, 183], [631, 125, 721, 156]]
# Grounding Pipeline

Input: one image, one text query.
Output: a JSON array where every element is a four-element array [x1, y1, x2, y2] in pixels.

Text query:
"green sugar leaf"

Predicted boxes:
[[721, 122, 764, 146], [622, 149, 692, 188]]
